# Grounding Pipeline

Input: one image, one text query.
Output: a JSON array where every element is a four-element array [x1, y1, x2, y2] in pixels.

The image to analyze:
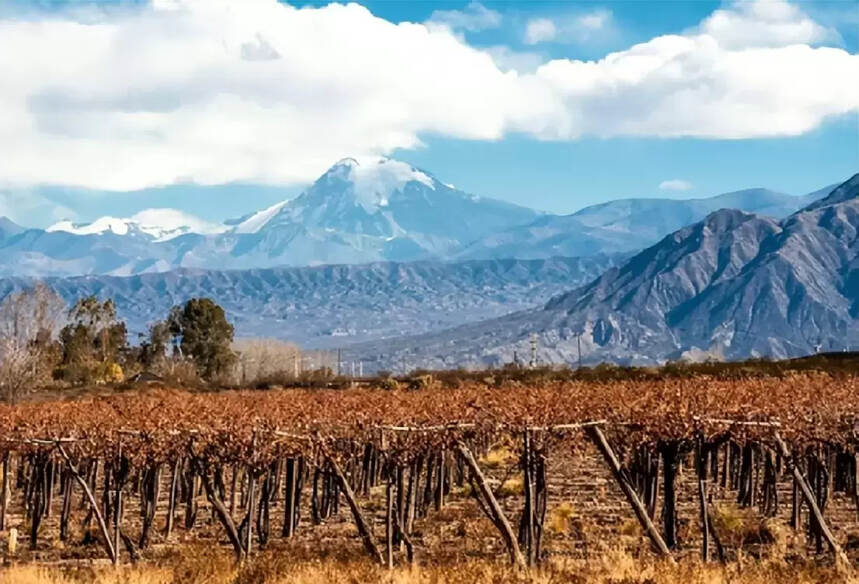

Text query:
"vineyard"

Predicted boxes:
[[0, 372, 858, 580]]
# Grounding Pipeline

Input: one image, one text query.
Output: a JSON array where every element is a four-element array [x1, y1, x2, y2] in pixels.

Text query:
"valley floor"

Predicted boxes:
[[0, 552, 849, 584]]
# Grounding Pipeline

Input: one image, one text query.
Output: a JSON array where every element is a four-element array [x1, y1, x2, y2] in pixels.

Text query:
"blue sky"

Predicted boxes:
[[0, 0, 857, 225]]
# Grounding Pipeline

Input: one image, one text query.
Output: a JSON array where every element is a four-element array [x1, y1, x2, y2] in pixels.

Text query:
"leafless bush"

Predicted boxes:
[[0, 283, 65, 402], [152, 357, 203, 388], [232, 338, 302, 387]]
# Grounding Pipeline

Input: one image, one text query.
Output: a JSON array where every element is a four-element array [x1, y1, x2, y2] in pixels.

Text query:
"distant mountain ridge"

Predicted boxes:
[[0, 158, 835, 277], [346, 174, 859, 370], [0, 255, 622, 347], [457, 185, 833, 260]]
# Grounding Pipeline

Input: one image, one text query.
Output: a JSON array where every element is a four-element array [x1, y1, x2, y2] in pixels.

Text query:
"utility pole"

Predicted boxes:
[[529, 333, 537, 368]]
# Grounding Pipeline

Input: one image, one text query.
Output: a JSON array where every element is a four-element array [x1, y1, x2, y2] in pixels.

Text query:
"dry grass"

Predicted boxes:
[[0, 551, 850, 584], [481, 442, 518, 470], [547, 502, 575, 535]]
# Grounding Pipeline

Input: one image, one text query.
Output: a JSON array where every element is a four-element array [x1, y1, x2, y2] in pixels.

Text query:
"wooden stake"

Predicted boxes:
[[586, 426, 674, 560], [199, 467, 245, 562], [456, 441, 526, 569], [696, 438, 710, 562], [774, 433, 850, 568], [386, 479, 394, 570], [56, 444, 116, 564], [325, 452, 384, 565], [522, 429, 536, 565], [0, 452, 8, 531]]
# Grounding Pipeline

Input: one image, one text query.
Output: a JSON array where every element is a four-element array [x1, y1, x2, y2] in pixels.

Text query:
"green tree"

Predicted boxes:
[[166, 298, 235, 379], [58, 296, 128, 383]]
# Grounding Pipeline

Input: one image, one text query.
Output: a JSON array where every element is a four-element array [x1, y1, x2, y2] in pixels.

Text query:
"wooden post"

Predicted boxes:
[[522, 429, 536, 565], [696, 438, 710, 562], [59, 469, 73, 541], [325, 453, 384, 565], [113, 475, 121, 565], [405, 459, 417, 535], [774, 433, 849, 568], [386, 479, 394, 570], [435, 449, 445, 511], [456, 441, 526, 569], [56, 444, 116, 564], [283, 458, 297, 538], [0, 452, 8, 531], [166, 459, 180, 539], [661, 442, 680, 549], [586, 426, 674, 560], [245, 471, 255, 559]]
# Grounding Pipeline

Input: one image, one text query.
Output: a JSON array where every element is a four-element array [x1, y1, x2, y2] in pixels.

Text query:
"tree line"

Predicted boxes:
[[0, 284, 241, 402]]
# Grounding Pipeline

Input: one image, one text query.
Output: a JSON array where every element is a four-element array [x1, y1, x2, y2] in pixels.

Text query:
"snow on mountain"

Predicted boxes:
[[210, 156, 540, 266], [47, 209, 227, 242], [348, 174, 859, 370], [233, 201, 289, 234], [0, 159, 839, 278], [48, 217, 134, 237]]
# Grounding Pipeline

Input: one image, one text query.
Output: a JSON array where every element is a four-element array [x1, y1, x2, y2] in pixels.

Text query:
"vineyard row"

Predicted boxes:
[[1, 374, 858, 569]]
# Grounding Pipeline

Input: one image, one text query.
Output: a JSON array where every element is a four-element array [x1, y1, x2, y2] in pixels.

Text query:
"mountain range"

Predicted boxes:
[[0, 255, 621, 347], [0, 157, 831, 277], [344, 174, 859, 370]]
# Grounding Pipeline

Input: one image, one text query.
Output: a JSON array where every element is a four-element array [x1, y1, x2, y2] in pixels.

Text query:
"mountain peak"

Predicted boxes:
[[315, 156, 436, 212]]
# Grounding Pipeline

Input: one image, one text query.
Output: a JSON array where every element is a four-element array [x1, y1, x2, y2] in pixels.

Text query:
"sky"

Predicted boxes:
[[0, 0, 857, 226]]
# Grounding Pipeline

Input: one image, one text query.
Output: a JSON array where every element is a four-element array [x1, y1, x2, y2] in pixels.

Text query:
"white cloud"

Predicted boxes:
[[524, 18, 557, 45], [577, 9, 611, 31], [0, 0, 856, 191], [428, 2, 501, 32], [699, 0, 837, 48], [525, 9, 614, 46], [659, 179, 694, 192]]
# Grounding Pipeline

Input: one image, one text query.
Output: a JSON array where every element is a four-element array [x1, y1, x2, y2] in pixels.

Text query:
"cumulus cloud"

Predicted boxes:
[[659, 179, 694, 192], [0, 0, 856, 191], [428, 2, 501, 32], [699, 0, 837, 48], [524, 18, 557, 44]]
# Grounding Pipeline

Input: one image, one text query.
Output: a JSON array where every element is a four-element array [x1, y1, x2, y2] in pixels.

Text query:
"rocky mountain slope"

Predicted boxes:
[[0, 255, 621, 347], [346, 174, 859, 370]]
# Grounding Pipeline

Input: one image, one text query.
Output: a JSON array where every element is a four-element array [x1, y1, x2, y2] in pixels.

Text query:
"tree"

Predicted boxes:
[[138, 320, 171, 369], [57, 296, 128, 384], [0, 283, 65, 402], [166, 298, 235, 380]]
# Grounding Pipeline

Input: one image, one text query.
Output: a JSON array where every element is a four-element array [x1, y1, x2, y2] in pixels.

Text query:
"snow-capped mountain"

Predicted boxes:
[[214, 156, 540, 265], [47, 209, 227, 242], [347, 174, 859, 370], [0, 158, 837, 277]]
